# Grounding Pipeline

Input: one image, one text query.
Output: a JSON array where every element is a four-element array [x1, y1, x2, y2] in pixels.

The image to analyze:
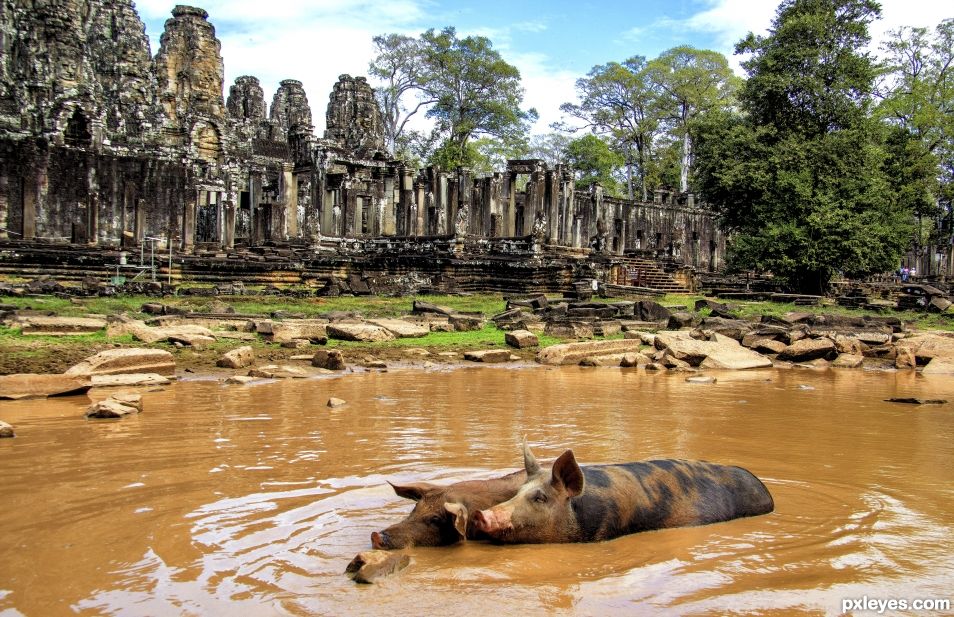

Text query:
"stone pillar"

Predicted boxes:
[[135, 198, 145, 244], [87, 193, 99, 245], [489, 173, 502, 237], [0, 175, 7, 239], [546, 168, 559, 244], [448, 171, 459, 232], [223, 200, 236, 249], [23, 154, 48, 241], [560, 174, 576, 246], [249, 174, 261, 245], [414, 181, 425, 236], [504, 173, 515, 237], [345, 184, 358, 236], [436, 172, 448, 235], [379, 174, 392, 236], [398, 168, 413, 236], [182, 190, 197, 250], [283, 164, 297, 239]]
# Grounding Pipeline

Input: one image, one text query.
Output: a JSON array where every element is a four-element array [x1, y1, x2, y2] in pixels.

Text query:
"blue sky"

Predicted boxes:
[[135, 0, 952, 134]]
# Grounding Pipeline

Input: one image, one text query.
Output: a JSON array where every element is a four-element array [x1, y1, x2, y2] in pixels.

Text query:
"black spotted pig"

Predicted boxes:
[[474, 443, 773, 544], [371, 469, 529, 549]]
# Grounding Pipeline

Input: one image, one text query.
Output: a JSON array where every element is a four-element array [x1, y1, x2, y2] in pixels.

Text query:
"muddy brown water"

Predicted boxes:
[[1, 366, 952, 616]]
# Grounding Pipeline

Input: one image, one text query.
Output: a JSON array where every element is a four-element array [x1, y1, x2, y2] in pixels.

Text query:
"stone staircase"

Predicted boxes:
[[609, 257, 689, 293]]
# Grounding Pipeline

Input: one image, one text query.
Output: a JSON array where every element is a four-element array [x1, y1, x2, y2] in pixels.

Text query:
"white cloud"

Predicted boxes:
[[675, 0, 952, 73], [507, 51, 581, 134]]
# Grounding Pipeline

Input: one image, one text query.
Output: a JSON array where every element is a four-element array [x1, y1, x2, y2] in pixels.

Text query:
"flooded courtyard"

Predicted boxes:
[[1, 366, 952, 616]]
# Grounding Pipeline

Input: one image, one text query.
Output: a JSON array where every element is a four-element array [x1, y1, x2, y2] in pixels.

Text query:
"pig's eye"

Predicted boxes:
[[427, 515, 444, 526], [533, 491, 548, 503]]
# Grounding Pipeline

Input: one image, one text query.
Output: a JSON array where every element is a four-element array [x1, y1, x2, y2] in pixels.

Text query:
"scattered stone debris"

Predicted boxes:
[[312, 349, 346, 371], [0, 420, 14, 438], [91, 374, 171, 387], [327, 397, 347, 408], [65, 349, 176, 377], [85, 392, 143, 418], [345, 550, 410, 584], [686, 376, 717, 384], [505, 330, 539, 349], [247, 365, 312, 379], [463, 349, 512, 363], [217, 346, 255, 369], [0, 374, 92, 400], [326, 323, 395, 342], [225, 375, 258, 385]]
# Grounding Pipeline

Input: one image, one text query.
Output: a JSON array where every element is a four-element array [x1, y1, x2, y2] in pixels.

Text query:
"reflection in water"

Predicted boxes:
[[0, 367, 952, 616]]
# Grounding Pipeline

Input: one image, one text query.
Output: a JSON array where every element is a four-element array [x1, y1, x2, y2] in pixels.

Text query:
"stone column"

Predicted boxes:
[[223, 200, 236, 249], [345, 184, 358, 237], [135, 198, 146, 244], [503, 173, 515, 237], [546, 168, 559, 244], [283, 164, 297, 239], [0, 175, 7, 239], [414, 181, 425, 236], [398, 167, 413, 236], [182, 190, 197, 250], [22, 153, 48, 240], [87, 193, 99, 245], [249, 174, 261, 245]]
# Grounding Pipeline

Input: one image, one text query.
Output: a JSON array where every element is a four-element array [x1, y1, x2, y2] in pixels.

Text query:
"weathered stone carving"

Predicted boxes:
[[324, 74, 385, 157], [227, 76, 267, 122]]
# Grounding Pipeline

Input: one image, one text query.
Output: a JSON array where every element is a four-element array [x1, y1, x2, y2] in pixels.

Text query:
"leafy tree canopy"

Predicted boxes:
[[695, 0, 921, 294]]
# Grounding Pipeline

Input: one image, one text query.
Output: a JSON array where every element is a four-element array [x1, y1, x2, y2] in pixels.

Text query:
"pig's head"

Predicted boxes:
[[474, 443, 584, 544], [370, 481, 469, 549]]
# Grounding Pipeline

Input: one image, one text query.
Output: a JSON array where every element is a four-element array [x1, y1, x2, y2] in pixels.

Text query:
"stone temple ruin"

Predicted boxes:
[[0, 2, 725, 294]]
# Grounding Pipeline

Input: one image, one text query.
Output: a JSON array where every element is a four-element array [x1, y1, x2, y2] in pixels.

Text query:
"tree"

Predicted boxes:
[[368, 34, 434, 154], [563, 134, 625, 194], [646, 46, 738, 193], [420, 27, 537, 169], [558, 57, 661, 200], [694, 0, 920, 294], [369, 27, 536, 167], [877, 19, 954, 249]]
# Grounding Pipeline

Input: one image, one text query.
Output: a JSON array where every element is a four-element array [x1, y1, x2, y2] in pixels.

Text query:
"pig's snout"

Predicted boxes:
[[474, 508, 512, 535], [371, 531, 390, 550]]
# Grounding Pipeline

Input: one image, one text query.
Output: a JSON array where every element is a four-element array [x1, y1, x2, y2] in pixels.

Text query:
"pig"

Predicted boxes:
[[371, 469, 530, 549], [474, 443, 774, 544]]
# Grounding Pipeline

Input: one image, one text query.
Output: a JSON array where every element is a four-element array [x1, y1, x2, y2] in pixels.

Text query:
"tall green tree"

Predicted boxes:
[[420, 27, 537, 169], [369, 27, 536, 167], [558, 57, 660, 200], [646, 46, 738, 193], [368, 34, 433, 153], [877, 19, 954, 245], [694, 0, 919, 294], [563, 134, 625, 194]]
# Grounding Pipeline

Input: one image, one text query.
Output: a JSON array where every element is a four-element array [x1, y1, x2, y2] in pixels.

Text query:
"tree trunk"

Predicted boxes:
[[680, 131, 691, 194]]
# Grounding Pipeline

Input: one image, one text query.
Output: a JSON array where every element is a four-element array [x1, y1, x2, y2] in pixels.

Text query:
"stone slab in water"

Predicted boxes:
[[345, 550, 410, 584], [0, 374, 92, 400]]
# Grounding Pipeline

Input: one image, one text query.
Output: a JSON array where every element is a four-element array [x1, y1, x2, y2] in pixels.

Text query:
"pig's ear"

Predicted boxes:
[[388, 481, 439, 501], [444, 501, 469, 541], [522, 436, 542, 476], [551, 450, 585, 497]]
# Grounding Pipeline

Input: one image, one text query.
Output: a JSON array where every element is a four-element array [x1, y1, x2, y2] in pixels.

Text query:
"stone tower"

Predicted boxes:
[[153, 5, 225, 142], [324, 74, 385, 157], [226, 75, 267, 122], [270, 79, 313, 135]]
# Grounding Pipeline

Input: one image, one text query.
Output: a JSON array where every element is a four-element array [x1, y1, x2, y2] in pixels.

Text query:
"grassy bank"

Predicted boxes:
[[0, 291, 950, 375]]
